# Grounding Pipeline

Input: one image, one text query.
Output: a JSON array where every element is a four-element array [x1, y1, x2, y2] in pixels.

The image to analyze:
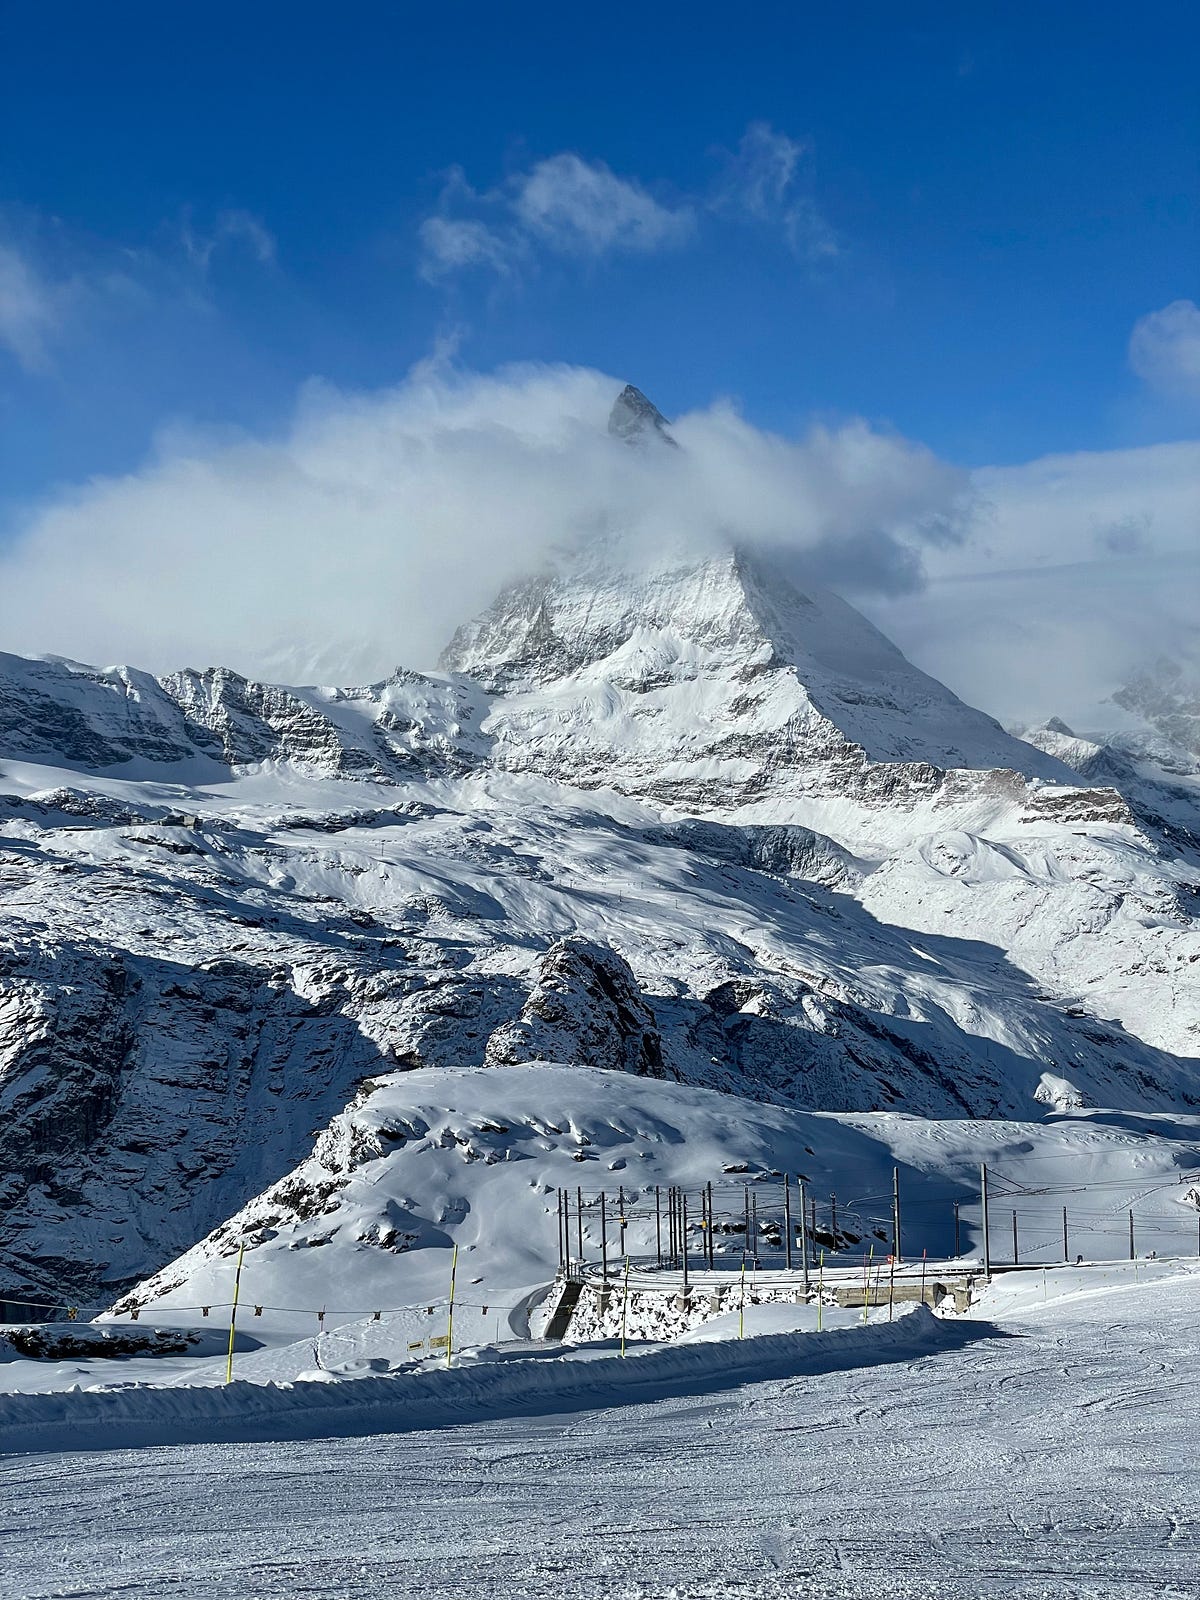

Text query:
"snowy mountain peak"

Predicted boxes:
[[607, 383, 676, 447], [440, 542, 1069, 792]]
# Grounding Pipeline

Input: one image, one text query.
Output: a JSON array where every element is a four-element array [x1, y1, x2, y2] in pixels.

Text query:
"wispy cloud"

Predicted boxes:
[[712, 121, 839, 261], [0, 205, 277, 377], [418, 124, 832, 281], [1129, 299, 1200, 398], [418, 215, 517, 282], [418, 154, 693, 281], [0, 243, 62, 371], [180, 208, 276, 274]]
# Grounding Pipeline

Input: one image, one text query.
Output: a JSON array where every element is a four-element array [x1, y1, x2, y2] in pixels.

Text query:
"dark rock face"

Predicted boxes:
[[642, 819, 860, 888], [607, 384, 677, 448], [485, 938, 668, 1079], [0, 653, 485, 781]]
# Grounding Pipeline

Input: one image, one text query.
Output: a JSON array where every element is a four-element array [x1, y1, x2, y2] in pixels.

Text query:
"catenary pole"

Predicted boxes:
[[798, 1178, 810, 1297], [980, 1163, 992, 1277], [446, 1243, 458, 1368]]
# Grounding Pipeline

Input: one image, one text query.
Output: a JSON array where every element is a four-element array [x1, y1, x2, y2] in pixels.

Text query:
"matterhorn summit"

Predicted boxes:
[[606, 382, 678, 447]]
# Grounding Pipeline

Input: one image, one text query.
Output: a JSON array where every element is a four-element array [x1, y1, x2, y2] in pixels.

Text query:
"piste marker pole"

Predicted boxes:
[[225, 1244, 246, 1386]]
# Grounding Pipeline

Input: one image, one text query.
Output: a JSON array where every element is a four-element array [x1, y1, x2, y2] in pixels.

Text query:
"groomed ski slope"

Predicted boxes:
[[0, 1304, 953, 1455], [4, 1267, 1200, 1598]]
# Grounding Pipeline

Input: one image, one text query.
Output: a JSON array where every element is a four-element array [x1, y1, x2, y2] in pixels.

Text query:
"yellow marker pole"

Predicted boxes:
[[446, 1243, 459, 1368], [862, 1245, 874, 1324], [739, 1256, 746, 1339], [817, 1251, 824, 1332], [225, 1244, 246, 1386], [620, 1255, 630, 1356]]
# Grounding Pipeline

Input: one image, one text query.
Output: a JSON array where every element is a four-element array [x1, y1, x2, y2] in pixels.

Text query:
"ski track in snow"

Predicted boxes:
[[4, 1276, 1200, 1599]]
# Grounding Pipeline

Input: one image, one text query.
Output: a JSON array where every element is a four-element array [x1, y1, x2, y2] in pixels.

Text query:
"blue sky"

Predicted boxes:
[[2, 2, 1197, 498], [0, 3, 1196, 719]]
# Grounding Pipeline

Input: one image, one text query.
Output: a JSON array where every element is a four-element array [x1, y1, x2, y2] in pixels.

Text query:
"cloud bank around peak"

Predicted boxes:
[[0, 362, 970, 685]]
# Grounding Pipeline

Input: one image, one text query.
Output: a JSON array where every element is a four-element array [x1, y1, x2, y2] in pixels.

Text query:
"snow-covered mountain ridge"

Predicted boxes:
[[0, 386, 1198, 1312]]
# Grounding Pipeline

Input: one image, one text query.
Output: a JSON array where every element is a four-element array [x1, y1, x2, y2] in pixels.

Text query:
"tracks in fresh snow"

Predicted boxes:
[[4, 1276, 1200, 1597]]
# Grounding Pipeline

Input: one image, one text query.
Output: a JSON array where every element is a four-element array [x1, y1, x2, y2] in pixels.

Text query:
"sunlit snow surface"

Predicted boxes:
[[4, 1270, 1200, 1597], [3, 546, 1200, 1594]]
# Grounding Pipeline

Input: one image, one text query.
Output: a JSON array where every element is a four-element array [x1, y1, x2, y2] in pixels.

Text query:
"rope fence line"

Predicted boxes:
[[6, 1161, 1200, 1362], [0, 1293, 522, 1324], [551, 1166, 1200, 1287]]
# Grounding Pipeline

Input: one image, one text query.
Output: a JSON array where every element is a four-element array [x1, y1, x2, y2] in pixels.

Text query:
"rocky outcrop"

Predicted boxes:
[[485, 938, 668, 1078], [608, 383, 677, 448]]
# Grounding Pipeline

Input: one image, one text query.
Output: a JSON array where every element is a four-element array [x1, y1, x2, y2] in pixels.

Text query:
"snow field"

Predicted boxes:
[[0, 1303, 950, 1456], [4, 1268, 1200, 1597]]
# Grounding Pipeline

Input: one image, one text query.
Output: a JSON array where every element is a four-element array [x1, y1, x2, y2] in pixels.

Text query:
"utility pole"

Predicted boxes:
[[1129, 1210, 1135, 1261], [1062, 1206, 1068, 1264], [576, 1186, 584, 1266], [706, 1181, 715, 1269], [783, 1178, 793, 1271], [600, 1191, 608, 1281], [1012, 1209, 1019, 1265], [954, 1200, 961, 1258], [655, 1186, 662, 1269], [892, 1167, 902, 1264], [798, 1178, 810, 1297], [830, 1192, 838, 1250], [980, 1164, 991, 1278]]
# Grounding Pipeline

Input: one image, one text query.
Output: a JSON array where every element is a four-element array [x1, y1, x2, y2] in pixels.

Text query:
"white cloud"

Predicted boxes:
[[1129, 299, 1200, 397], [0, 244, 60, 371], [418, 124, 832, 281], [863, 438, 1200, 728], [713, 121, 838, 261], [511, 154, 694, 255], [417, 216, 514, 281], [0, 363, 969, 683]]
